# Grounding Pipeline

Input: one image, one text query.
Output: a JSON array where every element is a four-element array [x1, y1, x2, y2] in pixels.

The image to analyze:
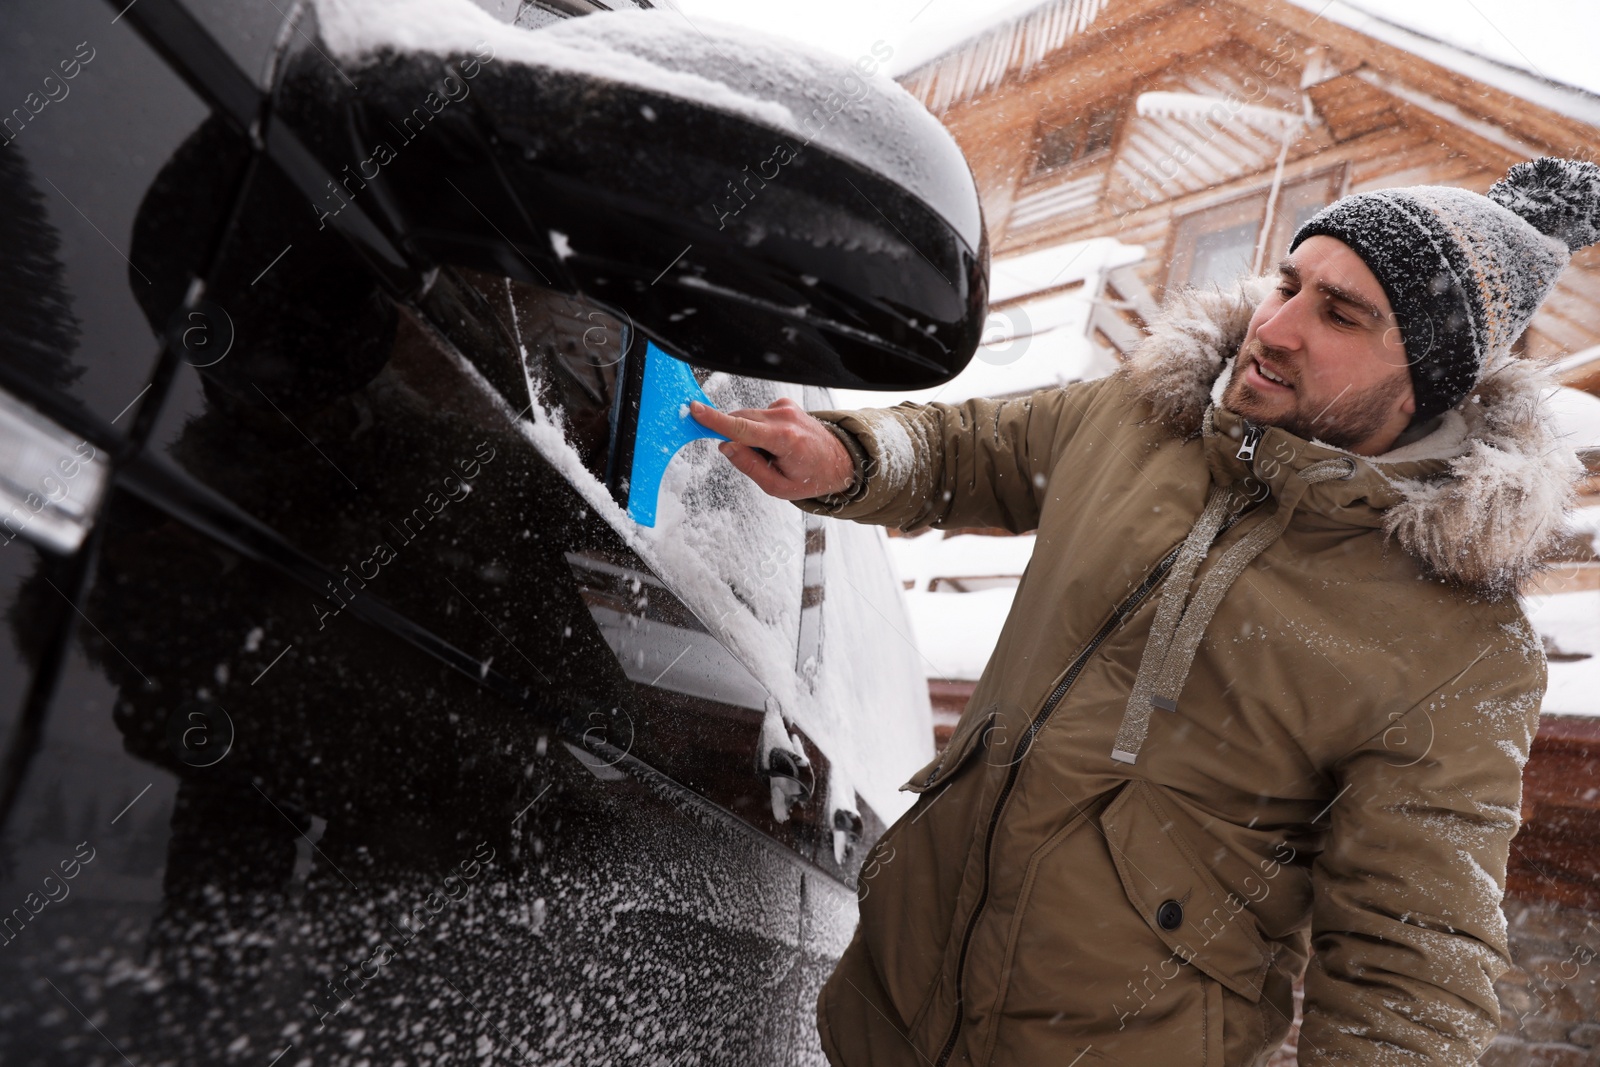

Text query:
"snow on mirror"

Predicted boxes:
[[310, 0, 980, 247], [289, 0, 988, 390]]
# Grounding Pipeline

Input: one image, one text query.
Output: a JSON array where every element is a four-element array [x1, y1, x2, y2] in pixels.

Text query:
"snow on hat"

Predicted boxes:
[[1289, 157, 1600, 424]]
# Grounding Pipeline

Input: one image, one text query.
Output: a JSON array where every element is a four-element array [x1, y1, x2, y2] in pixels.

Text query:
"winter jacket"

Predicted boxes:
[[792, 276, 1586, 1066]]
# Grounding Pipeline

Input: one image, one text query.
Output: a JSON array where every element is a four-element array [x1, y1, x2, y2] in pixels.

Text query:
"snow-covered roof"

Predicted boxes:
[[1290, 0, 1600, 128], [890, 0, 1106, 81], [1553, 344, 1600, 380], [894, 0, 1600, 130]]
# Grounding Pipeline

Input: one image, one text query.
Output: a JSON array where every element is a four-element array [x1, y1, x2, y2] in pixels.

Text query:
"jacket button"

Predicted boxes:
[[1157, 900, 1184, 931]]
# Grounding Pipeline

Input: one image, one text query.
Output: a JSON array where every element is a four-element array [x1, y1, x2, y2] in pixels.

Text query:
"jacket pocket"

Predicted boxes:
[[984, 794, 1210, 1066], [900, 710, 996, 794], [1100, 781, 1272, 1005]]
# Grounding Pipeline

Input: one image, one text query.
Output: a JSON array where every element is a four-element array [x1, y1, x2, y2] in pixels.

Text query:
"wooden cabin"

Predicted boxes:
[[898, 0, 1600, 385]]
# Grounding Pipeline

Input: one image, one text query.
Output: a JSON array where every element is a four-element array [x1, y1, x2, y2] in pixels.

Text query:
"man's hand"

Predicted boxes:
[[689, 398, 857, 501]]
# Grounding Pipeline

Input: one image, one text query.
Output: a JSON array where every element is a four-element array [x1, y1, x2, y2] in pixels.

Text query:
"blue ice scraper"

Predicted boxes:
[[615, 340, 728, 528]]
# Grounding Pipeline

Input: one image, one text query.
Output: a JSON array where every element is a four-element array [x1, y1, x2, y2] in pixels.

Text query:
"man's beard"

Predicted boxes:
[[1222, 338, 1411, 452]]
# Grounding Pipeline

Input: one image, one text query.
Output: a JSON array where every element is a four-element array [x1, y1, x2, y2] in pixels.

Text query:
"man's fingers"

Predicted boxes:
[[694, 398, 840, 499], [688, 400, 734, 435], [691, 400, 786, 452], [717, 441, 785, 494], [691, 400, 761, 444]]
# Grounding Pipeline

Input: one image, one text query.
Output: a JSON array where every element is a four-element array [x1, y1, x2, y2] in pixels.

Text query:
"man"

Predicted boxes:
[[691, 159, 1597, 1064]]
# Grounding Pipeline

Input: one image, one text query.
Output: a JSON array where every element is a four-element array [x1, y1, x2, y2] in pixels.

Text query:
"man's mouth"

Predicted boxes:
[[1245, 354, 1294, 391]]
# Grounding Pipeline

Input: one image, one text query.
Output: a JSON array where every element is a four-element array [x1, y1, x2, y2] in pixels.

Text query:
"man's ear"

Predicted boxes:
[[1397, 376, 1423, 433], [1396, 362, 1417, 416]]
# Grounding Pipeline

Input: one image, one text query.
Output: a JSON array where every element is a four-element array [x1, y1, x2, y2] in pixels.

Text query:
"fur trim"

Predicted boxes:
[[1116, 276, 1587, 595], [1118, 277, 1275, 438], [1382, 356, 1585, 594]]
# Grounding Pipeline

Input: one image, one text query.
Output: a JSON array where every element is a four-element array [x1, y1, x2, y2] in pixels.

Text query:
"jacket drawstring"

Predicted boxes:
[[1111, 436, 1356, 765]]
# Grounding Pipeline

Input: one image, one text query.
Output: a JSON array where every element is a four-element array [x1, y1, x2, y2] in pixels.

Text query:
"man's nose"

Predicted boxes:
[[1255, 297, 1304, 353]]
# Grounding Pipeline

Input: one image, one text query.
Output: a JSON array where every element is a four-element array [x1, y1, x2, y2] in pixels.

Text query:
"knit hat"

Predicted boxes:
[[1289, 157, 1600, 424]]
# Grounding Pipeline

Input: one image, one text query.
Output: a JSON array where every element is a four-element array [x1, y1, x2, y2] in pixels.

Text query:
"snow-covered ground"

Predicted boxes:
[[1525, 587, 1600, 717], [887, 532, 1036, 680]]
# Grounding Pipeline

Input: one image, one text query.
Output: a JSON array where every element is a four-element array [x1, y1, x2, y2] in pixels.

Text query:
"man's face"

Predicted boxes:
[[1221, 235, 1417, 456]]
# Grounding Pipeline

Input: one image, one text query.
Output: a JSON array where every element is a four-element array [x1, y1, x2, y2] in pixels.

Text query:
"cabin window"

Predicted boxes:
[[1166, 167, 1345, 291], [1192, 222, 1259, 289], [1033, 104, 1120, 174]]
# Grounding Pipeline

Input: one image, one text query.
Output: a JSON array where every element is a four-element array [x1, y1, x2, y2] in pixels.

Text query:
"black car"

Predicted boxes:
[[0, 0, 986, 1062]]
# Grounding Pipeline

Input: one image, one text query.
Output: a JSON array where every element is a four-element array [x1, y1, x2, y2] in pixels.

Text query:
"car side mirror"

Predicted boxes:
[[278, 8, 988, 390]]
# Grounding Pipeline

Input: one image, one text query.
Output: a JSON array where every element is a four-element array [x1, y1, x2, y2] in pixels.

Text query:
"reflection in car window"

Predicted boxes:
[[0, 0, 209, 429], [0, 541, 53, 746], [182, 0, 294, 90], [475, 273, 625, 481]]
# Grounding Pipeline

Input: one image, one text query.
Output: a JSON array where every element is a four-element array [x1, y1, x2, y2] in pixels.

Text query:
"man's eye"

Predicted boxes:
[[1276, 285, 1297, 299], [1329, 308, 1356, 327]]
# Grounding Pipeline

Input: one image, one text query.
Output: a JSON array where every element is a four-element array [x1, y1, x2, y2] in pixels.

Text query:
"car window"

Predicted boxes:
[[460, 274, 850, 864], [480, 274, 626, 482], [0, 0, 210, 431], [0, 542, 51, 746], [490, 277, 927, 860], [469, 273, 808, 686], [183, 0, 296, 89]]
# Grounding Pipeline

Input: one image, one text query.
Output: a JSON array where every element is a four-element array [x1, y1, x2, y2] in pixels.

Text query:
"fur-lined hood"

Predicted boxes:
[[1118, 276, 1587, 595]]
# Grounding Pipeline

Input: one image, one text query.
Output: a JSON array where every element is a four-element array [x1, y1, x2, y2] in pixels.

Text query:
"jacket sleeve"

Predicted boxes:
[[792, 374, 1119, 534], [1298, 636, 1545, 1064]]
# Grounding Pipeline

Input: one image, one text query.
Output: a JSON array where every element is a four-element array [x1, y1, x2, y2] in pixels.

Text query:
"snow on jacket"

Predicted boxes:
[[792, 275, 1586, 1066]]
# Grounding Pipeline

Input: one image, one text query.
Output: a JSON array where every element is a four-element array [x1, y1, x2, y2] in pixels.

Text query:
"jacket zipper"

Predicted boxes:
[[931, 541, 1186, 1067], [1235, 419, 1263, 462]]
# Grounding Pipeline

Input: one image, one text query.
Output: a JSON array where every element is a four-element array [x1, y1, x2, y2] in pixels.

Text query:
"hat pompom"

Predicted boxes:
[[1488, 157, 1600, 252]]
